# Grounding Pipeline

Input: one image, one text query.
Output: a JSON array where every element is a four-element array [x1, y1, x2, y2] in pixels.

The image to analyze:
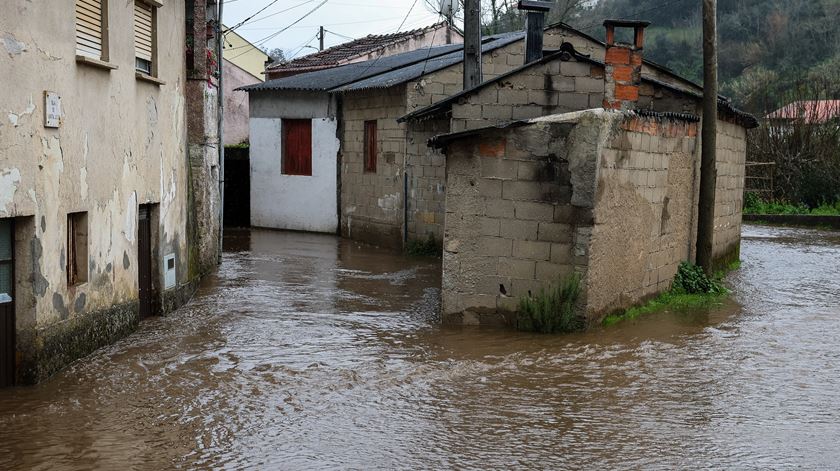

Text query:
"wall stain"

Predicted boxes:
[[52, 293, 69, 320], [74, 293, 86, 313]]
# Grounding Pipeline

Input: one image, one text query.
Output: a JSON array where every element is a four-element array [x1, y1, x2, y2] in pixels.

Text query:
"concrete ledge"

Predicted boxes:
[[743, 214, 840, 229]]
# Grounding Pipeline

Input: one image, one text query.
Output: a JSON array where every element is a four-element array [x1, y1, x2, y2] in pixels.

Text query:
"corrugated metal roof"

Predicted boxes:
[[265, 23, 451, 73], [239, 33, 523, 94], [331, 33, 523, 92], [238, 43, 464, 92]]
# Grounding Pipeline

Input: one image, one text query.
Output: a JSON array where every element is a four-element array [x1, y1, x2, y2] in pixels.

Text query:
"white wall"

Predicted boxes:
[[250, 117, 339, 233]]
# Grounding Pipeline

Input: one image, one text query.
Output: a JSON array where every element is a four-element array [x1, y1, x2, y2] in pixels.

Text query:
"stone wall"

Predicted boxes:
[[340, 87, 407, 249], [223, 59, 259, 145], [440, 110, 742, 325]]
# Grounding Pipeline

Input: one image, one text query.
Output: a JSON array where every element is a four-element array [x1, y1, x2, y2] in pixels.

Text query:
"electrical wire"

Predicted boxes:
[[227, 0, 330, 59], [344, 0, 421, 83], [225, 0, 284, 34]]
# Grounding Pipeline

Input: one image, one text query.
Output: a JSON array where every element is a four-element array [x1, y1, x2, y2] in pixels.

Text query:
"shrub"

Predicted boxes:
[[672, 261, 726, 295], [405, 234, 441, 257], [517, 274, 583, 334]]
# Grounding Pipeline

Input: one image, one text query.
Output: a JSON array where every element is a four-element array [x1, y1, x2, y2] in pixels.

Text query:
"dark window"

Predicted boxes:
[[364, 120, 377, 173], [0, 220, 12, 301], [282, 119, 313, 176], [67, 212, 89, 286]]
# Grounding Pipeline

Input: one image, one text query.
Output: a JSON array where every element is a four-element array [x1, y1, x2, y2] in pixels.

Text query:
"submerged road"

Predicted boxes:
[[1, 225, 839, 469]]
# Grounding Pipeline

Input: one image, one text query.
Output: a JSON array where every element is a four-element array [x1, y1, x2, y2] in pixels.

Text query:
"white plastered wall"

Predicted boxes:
[[250, 117, 339, 233]]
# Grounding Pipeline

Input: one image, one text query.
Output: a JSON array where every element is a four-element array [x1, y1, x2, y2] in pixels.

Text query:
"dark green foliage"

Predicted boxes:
[[743, 195, 840, 216], [517, 274, 583, 334], [672, 261, 726, 295], [405, 234, 441, 257]]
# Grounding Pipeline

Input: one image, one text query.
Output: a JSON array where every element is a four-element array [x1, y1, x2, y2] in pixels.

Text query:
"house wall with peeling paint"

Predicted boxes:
[[0, 0, 196, 383]]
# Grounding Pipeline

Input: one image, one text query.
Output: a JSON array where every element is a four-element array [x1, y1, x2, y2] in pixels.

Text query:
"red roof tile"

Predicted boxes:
[[766, 100, 840, 124], [266, 22, 451, 72]]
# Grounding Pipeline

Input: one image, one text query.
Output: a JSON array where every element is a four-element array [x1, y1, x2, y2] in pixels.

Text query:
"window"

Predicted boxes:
[[67, 213, 89, 286], [282, 119, 312, 176], [75, 0, 109, 61], [134, 1, 157, 76], [364, 120, 377, 173]]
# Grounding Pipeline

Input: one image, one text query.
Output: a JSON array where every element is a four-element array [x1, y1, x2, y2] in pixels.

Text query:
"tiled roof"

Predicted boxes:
[[766, 100, 840, 124], [266, 22, 451, 73]]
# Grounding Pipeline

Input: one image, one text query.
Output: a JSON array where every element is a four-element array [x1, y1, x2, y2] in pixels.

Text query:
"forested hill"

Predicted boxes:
[[570, 0, 840, 113], [479, 0, 840, 113]]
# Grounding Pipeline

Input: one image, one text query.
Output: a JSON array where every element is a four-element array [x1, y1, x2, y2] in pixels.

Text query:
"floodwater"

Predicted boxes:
[[1, 225, 839, 470]]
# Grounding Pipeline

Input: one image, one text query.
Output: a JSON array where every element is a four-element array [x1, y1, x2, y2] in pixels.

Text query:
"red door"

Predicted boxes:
[[0, 219, 15, 387]]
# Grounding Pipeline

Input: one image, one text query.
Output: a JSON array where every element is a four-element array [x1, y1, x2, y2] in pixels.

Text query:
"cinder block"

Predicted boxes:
[[485, 199, 515, 218], [560, 60, 592, 77], [535, 261, 573, 281], [557, 93, 590, 111], [500, 218, 539, 240], [575, 76, 603, 93], [480, 217, 500, 236], [513, 240, 551, 260], [480, 158, 517, 180], [550, 243, 573, 264], [478, 178, 502, 198], [514, 201, 554, 220], [498, 257, 536, 279], [479, 237, 513, 257], [502, 180, 545, 201], [538, 222, 573, 243]]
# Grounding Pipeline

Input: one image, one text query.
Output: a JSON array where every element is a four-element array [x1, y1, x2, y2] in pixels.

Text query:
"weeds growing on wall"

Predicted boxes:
[[602, 262, 730, 327], [517, 274, 583, 334], [405, 235, 441, 257]]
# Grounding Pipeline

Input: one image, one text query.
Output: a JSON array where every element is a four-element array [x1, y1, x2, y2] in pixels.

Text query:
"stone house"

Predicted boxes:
[[0, 0, 221, 385], [427, 21, 758, 326]]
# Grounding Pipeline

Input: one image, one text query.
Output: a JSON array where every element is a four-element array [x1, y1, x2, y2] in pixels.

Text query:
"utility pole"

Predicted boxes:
[[217, 0, 225, 261], [319, 26, 324, 51], [696, 0, 718, 273], [463, 0, 482, 89]]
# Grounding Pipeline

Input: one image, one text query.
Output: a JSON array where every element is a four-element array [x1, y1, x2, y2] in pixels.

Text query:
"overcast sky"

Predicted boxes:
[[223, 0, 453, 60]]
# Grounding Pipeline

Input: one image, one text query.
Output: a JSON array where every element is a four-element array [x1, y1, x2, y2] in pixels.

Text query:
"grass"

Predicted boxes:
[[601, 261, 733, 327], [405, 235, 441, 257], [743, 193, 840, 216], [517, 274, 583, 334]]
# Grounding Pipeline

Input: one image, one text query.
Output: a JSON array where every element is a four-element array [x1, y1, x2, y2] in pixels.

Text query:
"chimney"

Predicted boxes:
[[518, 0, 551, 64], [602, 19, 650, 111]]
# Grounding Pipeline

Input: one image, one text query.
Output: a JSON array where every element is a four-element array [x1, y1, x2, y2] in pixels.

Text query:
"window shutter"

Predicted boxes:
[[76, 0, 103, 58], [364, 121, 377, 173], [282, 120, 313, 176], [134, 1, 154, 63]]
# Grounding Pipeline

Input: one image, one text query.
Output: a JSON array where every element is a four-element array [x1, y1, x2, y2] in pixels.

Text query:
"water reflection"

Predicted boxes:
[[1, 225, 839, 469]]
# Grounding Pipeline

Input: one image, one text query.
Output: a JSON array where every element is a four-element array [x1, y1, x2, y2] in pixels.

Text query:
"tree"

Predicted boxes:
[[262, 47, 286, 63]]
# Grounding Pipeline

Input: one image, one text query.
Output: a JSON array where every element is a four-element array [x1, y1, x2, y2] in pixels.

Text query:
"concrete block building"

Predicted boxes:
[[427, 20, 757, 326]]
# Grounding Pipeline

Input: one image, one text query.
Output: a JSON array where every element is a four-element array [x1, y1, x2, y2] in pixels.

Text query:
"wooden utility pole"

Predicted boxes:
[[319, 26, 325, 51], [696, 0, 718, 272], [463, 0, 482, 89]]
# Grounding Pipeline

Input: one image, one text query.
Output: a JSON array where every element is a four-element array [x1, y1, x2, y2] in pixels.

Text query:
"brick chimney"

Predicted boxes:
[[602, 19, 650, 111], [518, 0, 552, 64]]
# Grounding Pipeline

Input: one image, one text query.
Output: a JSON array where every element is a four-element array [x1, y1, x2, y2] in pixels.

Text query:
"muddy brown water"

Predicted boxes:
[[1, 225, 839, 470]]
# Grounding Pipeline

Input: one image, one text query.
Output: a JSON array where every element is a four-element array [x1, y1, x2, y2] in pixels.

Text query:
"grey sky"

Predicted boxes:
[[223, 0, 453, 60]]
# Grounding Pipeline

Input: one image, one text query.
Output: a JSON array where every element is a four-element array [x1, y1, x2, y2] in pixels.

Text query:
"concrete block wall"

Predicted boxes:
[[405, 118, 448, 242], [450, 57, 604, 132], [711, 119, 747, 265], [440, 110, 734, 326], [586, 115, 699, 317], [340, 87, 408, 249], [442, 121, 586, 325]]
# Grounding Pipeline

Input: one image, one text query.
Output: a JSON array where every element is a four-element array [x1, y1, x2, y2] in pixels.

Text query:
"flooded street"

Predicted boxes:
[[1, 225, 840, 469]]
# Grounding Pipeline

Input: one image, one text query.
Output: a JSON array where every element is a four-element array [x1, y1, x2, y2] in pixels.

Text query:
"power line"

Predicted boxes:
[[226, 0, 284, 34], [345, 0, 421, 83], [227, 0, 330, 59]]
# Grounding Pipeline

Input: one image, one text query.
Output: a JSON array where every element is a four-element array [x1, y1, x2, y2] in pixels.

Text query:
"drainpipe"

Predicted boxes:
[[217, 0, 225, 263]]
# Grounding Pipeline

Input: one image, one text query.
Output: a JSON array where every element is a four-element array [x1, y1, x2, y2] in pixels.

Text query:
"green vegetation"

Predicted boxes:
[[744, 193, 840, 216], [602, 262, 730, 327], [517, 274, 584, 334], [224, 143, 249, 149], [405, 234, 441, 257]]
